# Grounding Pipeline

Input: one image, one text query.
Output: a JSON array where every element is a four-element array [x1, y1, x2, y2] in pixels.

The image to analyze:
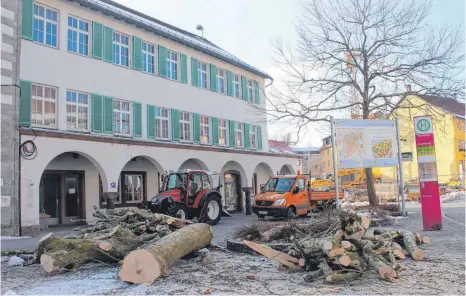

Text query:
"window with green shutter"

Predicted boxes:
[[19, 80, 32, 126], [103, 96, 113, 134], [257, 126, 263, 150], [212, 117, 219, 145], [180, 53, 188, 83], [92, 22, 103, 59], [244, 123, 250, 149], [193, 113, 200, 143], [147, 104, 156, 139], [191, 57, 198, 86], [132, 36, 142, 71], [254, 81, 260, 104], [171, 109, 180, 140], [226, 71, 233, 96], [103, 26, 113, 63], [241, 75, 248, 101], [229, 120, 235, 147], [133, 102, 142, 137], [158, 45, 167, 77], [21, 0, 34, 40], [92, 94, 103, 132], [210, 64, 217, 91]]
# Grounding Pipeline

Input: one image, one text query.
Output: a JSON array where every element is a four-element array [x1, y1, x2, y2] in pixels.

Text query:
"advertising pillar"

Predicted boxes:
[[414, 116, 442, 230]]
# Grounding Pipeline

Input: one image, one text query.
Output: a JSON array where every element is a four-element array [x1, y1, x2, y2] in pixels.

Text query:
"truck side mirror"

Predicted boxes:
[[293, 187, 299, 194], [260, 185, 265, 192]]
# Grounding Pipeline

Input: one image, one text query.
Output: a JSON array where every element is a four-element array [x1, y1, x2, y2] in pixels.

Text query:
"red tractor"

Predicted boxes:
[[147, 170, 224, 224]]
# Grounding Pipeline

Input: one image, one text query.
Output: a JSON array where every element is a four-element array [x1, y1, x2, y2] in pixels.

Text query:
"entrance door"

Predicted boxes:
[[62, 175, 81, 224], [40, 175, 60, 225]]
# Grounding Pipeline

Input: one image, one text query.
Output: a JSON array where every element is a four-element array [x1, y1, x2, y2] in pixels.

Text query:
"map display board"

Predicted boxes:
[[335, 119, 398, 168]]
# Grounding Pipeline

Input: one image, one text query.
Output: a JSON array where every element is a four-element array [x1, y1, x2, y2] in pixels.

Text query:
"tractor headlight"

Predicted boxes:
[[274, 199, 286, 206]]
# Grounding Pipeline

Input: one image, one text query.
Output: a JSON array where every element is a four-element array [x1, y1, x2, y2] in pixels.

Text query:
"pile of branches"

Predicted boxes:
[[245, 210, 430, 283]]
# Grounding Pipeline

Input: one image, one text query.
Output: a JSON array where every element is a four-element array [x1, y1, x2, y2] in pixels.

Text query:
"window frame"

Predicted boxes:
[[142, 41, 156, 74], [232, 73, 241, 98], [247, 79, 254, 102], [197, 60, 209, 89], [112, 98, 132, 136], [113, 31, 130, 67], [155, 107, 171, 140], [65, 89, 90, 132], [166, 49, 180, 81], [179, 111, 193, 142], [31, 83, 58, 129], [216, 68, 226, 94], [249, 125, 257, 149], [122, 172, 145, 204], [218, 119, 229, 146], [235, 122, 244, 148], [200, 115, 211, 144], [33, 3, 59, 48], [99, 172, 147, 207], [67, 15, 90, 56]]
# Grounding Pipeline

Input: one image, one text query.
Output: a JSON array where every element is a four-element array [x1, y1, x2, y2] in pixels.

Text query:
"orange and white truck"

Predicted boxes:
[[252, 171, 344, 219]]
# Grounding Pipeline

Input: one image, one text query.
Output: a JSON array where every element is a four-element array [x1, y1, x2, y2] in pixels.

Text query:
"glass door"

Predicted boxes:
[[62, 175, 81, 224], [39, 174, 60, 225]]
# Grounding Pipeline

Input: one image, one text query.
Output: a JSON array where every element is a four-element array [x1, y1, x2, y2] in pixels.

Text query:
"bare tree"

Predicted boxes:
[[273, 131, 293, 146], [256, 0, 464, 206]]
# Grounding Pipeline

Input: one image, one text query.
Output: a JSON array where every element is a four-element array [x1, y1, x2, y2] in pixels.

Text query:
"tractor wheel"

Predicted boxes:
[[199, 195, 222, 225], [168, 203, 189, 220]]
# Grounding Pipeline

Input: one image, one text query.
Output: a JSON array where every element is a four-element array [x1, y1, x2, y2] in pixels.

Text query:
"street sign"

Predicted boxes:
[[413, 115, 442, 230]]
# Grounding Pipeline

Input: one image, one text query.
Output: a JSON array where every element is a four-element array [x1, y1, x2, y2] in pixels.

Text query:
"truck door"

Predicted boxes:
[[295, 178, 307, 215]]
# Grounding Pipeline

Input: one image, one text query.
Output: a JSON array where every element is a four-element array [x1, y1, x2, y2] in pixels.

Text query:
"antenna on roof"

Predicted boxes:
[[196, 25, 204, 39]]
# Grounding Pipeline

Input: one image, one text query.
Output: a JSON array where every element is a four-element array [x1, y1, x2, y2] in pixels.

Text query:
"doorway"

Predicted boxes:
[[39, 171, 84, 225], [224, 172, 242, 212]]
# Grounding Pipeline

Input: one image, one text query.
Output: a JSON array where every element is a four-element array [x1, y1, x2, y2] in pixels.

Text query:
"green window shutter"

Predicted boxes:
[[147, 104, 156, 139], [103, 96, 113, 134], [158, 45, 167, 78], [92, 94, 103, 132], [133, 102, 142, 137], [180, 53, 188, 83], [19, 80, 32, 126], [191, 58, 198, 86], [193, 113, 200, 143], [132, 36, 142, 71], [244, 123, 250, 149], [212, 117, 219, 145], [257, 126, 263, 150], [21, 0, 33, 40], [103, 26, 113, 63], [229, 120, 236, 147], [226, 71, 233, 96], [254, 81, 260, 104], [210, 64, 217, 91], [241, 75, 248, 101], [171, 109, 180, 141], [92, 22, 103, 59]]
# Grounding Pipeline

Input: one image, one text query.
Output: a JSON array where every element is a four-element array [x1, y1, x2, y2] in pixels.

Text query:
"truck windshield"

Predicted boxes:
[[165, 173, 187, 191], [263, 178, 295, 193]]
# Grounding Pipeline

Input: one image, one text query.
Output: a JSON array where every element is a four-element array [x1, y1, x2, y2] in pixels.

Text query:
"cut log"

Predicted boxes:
[[401, 231, 424, 260], [243, 240, 300, 270], [335, 253, 351, 266], [390, 241, 403, 250], [421, 235, 431, 244], [346, 252, 366, 272], [261, 226, 285, 242], [362, 241, 398, 281], [334, 229, 345, 243], [119, 223, 213, 284], [303, 259, 332, 282], [341, 240, 356, 251], [325, 271, 361, 283], [361, 216, 371, 229], [392, 248, 406, 260]]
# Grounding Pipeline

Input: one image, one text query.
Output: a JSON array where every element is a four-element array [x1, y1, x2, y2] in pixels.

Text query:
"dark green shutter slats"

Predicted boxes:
[[132, 36, 142, 71], [92, 94, 103, 132], [226, 71, 233, 96], [210, 64, 217, 91], [254, 81, 260, 104], [171, 109, 179, 141], [191, 57, 198, 86], [103, 96, 113, 134], [257, 126, 263, 150], [147, 105, 156, 139], [103, 26, 113, 63], [19, 80, 32, 126], [133, 102, 142, 137], [244, 123, 250, 149], [241, 75, 248, 101], [92, 22, 103, 59], [193, 113, 200, 143], [229, 120, 235, 147], [158, 45, 167, 77], [21, 0, 33, 40], [212, 117, 219, 145], [180, 54, 188, 83]]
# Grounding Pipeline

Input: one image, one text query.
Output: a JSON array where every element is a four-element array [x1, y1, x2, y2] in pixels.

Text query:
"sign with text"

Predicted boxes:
[[335, 119, 398, 168], [414, 116, 442, 230]]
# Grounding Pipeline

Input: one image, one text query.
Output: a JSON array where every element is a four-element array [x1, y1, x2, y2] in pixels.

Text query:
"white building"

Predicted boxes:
[[17, 0, 299, 233]]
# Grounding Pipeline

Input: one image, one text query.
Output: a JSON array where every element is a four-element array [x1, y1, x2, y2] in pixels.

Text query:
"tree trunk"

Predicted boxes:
[[365, 168, 378, 206], [119, 223, 213, 284]]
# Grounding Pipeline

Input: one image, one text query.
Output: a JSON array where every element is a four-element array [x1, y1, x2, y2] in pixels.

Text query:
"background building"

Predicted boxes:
[[293, 147, 321, 177], [320, 136, 333, 175]]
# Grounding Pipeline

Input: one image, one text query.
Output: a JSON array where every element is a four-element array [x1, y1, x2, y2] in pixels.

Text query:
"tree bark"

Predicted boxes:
[[365, 168, 378, 206], [401, 231, 424, 260], [119, 223, 213, 284]]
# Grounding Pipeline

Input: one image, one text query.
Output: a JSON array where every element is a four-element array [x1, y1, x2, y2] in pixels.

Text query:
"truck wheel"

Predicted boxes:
[[200, 195, 222, 225], [257, 214, 265, 219], [168, 204, 188, 220], [285, 207, 295, 219]]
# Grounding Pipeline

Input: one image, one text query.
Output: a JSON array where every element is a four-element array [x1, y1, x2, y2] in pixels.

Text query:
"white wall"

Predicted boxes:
[[121, 157, 160, 200], [253, 163, 274, 194]]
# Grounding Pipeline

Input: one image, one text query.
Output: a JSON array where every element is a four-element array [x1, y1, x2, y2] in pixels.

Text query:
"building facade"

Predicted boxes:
[[320, 136, 333, 175], [17, 0, 298, 234], [293, 147, 321, 177]]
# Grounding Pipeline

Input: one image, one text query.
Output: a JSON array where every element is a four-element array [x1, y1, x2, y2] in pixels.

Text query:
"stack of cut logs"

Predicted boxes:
[[35, 207, 213, 284], [245, 210, 430, 283]]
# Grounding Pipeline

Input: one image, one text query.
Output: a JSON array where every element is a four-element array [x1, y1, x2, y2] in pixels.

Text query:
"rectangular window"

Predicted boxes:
[[216, 68, 225, 93], [247, 79, 254, 102], [33, 4, 58, 47], [200, 116, 211, 144], [67, 16, 89, 55], [156, 107, 170, 140], [232, 74, 240, 98], [142, 42, 155, 74], [166, 50, 179, 81], [31, 83, 57, 127], [179, 112, 192, 142], [113, 32, 130, 67], [123, 173, 144, 203], [197, 61, 208, 88], [235, 123, 244, 147], [113, 99, 131, 135], [66, 90, 89, 131], [218, 119, 228, 146], [249, 125, 257, 149]]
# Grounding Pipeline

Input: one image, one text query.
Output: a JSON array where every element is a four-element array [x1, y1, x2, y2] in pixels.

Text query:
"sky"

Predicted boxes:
[[115, 0, 465, 148]]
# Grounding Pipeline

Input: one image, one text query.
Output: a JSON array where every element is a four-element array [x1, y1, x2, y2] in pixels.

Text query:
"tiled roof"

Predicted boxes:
[[418, 95, 465, 117], [268, 140, 296, 155]]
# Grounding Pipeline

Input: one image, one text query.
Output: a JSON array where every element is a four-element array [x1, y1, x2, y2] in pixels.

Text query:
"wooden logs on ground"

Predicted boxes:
[[401, 231, 424, 260]]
